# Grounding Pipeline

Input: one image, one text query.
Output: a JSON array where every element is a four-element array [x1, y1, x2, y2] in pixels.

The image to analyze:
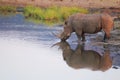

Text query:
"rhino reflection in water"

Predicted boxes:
[[57, 41, 112, 71]]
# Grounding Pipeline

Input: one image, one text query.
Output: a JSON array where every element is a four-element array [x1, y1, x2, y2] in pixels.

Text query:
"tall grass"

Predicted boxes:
[[24, 5, 88, 23], [0, 6, 16, 13], [26, 17, 63, 26], [59, 6, 88, 19], [0, 5, 88, 24]]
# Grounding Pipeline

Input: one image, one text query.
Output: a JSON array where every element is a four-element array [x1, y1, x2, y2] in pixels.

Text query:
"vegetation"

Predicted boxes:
[[0, 5, 88, 25], [0, 6, 16, 13], [24, 6, 88, 24], [26, 17, 63, 25]]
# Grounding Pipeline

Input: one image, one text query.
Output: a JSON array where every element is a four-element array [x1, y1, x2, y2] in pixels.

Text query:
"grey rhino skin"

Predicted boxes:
[[57, 41, 112, 71], [57, 13, 114, 42]]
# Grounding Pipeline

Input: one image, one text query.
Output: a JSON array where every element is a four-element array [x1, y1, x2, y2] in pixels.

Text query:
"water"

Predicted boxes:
[[0, 13, 120, 80]]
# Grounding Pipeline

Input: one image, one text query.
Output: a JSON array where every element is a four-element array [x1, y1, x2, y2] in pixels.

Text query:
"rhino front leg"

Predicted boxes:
[[76, 32, 83, 43], [81, 33, 85, 41], [76, 30, 85, 42], [76, 33, 81, 41]]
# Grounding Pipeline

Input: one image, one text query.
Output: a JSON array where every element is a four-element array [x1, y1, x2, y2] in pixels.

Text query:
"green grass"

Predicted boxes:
[[24, 6, 88, 24], [0, 5, 88, 25], [26, 17, 63, 26], [0, 6, 16, 13], [59, 6, 88, 19]]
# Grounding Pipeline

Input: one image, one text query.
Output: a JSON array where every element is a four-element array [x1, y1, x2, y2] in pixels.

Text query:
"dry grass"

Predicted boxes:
[[0, 0, 120, 8]]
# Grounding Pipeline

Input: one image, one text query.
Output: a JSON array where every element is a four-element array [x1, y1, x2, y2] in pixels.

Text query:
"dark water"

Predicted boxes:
[[0, 13, 120, 80]]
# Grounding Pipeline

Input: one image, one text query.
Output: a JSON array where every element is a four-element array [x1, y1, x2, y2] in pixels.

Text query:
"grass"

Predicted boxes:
[[26, 17, 63, 26], [0, 5, 88, 25], [24, 5, 88, 24], [0, 6, 16, 13]]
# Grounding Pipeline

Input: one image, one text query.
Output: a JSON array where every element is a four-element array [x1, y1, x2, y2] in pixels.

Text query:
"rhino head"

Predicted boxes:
[[53, 20, 73, 41]]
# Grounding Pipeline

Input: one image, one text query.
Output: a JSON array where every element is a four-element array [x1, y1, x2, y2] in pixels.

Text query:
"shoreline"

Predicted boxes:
[[0, 0, 120, 25]]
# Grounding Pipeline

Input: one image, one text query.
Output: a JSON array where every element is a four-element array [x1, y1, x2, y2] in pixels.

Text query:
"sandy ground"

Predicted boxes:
[[0, 0, 120, 8]]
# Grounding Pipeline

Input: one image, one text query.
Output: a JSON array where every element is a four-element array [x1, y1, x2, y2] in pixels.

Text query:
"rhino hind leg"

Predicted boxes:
[[102, 28, 111, 42], [103, 32, 110, 42], [103, 33, 107, 42]]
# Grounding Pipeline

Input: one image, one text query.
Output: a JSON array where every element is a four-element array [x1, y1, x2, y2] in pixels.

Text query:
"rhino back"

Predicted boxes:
[[68, 14, 102, 33], [101, 13, 114, 30]]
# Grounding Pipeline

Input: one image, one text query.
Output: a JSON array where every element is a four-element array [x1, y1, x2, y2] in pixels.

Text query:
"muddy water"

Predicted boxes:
[[0, 13, 120, 80]]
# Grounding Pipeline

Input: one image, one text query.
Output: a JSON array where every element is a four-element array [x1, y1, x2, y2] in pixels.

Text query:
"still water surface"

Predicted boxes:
[[0, 13, 120, 80]]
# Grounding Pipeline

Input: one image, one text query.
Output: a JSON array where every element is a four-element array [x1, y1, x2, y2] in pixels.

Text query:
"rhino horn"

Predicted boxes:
[[52, 32, 62, 39]]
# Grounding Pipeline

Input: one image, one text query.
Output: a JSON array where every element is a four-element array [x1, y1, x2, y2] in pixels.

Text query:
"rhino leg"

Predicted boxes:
[[103, 33, 107, 42], [76, 33, 81, 41], [76, 32, 85, 42], [76, 31, 83, 42], [81, 33, 85, 41], [103, 32, 110, 42], [103, 28, 111, 42]]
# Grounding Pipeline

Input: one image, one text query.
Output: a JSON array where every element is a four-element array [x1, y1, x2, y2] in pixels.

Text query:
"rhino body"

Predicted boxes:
[[57, 13, 114, 42]]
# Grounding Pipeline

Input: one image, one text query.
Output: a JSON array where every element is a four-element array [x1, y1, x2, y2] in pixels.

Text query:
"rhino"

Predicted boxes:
[[56, 41, 112, 71], [55, 13, 114, 42]]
